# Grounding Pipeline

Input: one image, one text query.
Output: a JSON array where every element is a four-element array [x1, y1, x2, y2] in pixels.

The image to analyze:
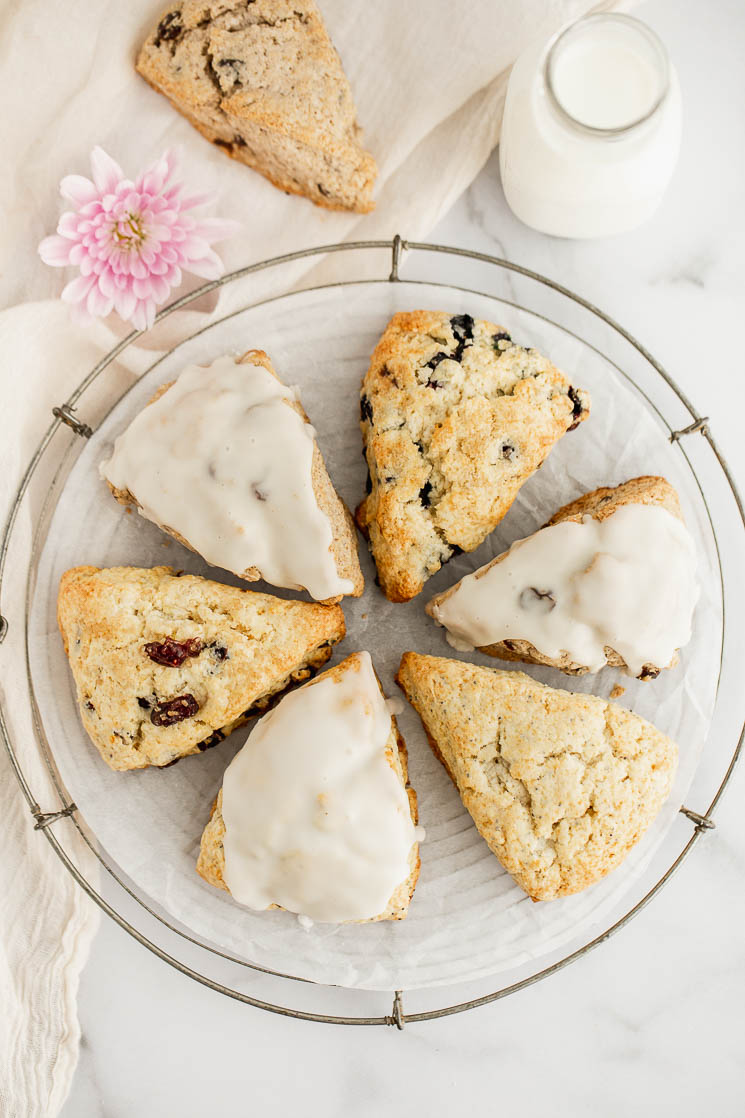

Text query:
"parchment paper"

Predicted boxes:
[[28, 282, 721, 990]]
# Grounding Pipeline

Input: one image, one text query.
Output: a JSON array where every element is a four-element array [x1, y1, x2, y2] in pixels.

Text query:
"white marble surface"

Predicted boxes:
[[60, 1, 745, 1114]]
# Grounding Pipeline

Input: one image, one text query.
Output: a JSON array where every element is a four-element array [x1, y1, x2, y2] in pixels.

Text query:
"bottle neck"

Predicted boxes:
[[543, 13, 671, 144]]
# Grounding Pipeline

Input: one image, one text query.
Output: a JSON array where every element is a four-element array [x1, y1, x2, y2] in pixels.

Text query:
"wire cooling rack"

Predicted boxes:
[[1, 237, 743, 1027]]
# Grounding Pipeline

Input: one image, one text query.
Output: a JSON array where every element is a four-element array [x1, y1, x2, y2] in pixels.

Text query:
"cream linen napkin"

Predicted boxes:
[[0, 1, 623, 1113]]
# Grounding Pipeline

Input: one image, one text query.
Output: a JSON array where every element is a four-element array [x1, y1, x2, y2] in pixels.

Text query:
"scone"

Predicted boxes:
[[396, 652, 677, 902], [356, 311, 590, 601], [57, 565, 345, 771], [136, 0, 377, 212], [101, 349, 363, 604], [197, 651, 421, 922], [427, 476, 699, 680]]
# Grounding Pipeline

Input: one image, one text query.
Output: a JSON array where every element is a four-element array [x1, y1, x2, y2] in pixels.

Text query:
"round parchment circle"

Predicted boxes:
[[28, 281, 721, 990]]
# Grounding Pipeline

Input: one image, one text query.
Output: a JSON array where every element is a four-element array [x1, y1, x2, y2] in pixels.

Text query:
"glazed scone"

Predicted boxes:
[[136, 0, 377, 212], [356, 311, 590, 601], [101, 349, 363, 604], [428, 476, 698, 680], [396, 652, 678, 902], [197, 652, 421, 922], [57, 565, 345, 771]]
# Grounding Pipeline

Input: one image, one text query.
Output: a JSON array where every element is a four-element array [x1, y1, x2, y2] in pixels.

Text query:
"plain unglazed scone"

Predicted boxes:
[[197, 653, 421, 921], [105, 349, 364, 604], [57, 565, 345, 771], [356, 311, 590, 602], [136, 0, 377, 212], [396, 652, 678, 902], [427, 475, 684, 680]]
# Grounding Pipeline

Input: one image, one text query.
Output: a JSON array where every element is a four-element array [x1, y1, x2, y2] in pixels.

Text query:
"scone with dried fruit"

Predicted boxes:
[[356, 311, 589, 601], [101, 349, 363, 604], [136, 0, 377, 212], [198, 652, 421, 922], [57, 565, 345, 770], [428, 476, 698, 679], [397, 652, 677, 902]]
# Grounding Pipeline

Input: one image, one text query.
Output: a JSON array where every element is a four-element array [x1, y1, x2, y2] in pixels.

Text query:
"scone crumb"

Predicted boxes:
[[610, 684, 626, 699]]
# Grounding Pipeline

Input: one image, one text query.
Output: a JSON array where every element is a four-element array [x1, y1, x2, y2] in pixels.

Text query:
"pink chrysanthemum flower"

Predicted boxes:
[[39, 147, 239, 331]]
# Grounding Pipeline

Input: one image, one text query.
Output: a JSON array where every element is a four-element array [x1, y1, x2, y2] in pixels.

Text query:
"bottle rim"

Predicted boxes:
[[543, 12, 671, 139]]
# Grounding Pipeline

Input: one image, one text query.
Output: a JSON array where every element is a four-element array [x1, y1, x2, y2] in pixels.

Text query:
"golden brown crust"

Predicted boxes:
[[396, 652, 678, 902], [135, 0, 376, 213], [106, 349, 363, 603], [356, 311, 590, 602], [427, 476, 682, 679], [57, 564, 346, 771], [197, 653, 420, 921]]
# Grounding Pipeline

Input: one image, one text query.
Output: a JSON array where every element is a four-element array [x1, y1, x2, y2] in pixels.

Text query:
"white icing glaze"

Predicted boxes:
[[431, 504, 699, 676], [100, 354, 353, 601], [220, 652, 419, 923]]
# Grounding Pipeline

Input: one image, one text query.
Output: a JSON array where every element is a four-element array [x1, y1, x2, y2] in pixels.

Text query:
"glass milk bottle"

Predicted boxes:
[[499, 14, 682, 238]]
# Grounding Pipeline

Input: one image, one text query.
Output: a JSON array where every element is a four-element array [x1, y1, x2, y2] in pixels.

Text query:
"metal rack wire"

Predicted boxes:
[[1, 237, 742, 1028]]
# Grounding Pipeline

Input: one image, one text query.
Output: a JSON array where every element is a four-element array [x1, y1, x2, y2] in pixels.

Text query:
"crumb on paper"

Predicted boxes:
[[125, 506, 132, 514], [610, 684, 626, 700]]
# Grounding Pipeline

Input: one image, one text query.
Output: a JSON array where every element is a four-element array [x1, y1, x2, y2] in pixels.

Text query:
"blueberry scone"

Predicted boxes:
[[356, 311, 590, 602], [57, 565, 345, 771], [101, 349, 363, 604], [197, 652, 422, 922], [136, 0, 377, 212], [428, 476, 699, 679], [397, 653, 677, 902]]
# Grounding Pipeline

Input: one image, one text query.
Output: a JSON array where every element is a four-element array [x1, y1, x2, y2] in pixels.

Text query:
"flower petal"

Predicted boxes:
[[90, 147, 124, 194], [60, 174, 99, 207], [61, 274, 96, 305], [38, 234, 74, 266], [192, 217, 242, 243], [86, 283, 114, 318], [183, 248, 225, 280]]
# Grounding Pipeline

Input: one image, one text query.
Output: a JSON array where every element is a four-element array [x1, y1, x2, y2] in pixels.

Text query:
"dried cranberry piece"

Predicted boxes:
[[145, 637, 202, 667], [150, 695, 200, 726], [639, 665, 660, 680], [492, 331, 512, 352], [211, 644, 229, 662], [360, 394, 373, 423], [567, 386, 585, 431], [519, 587, 556, 612], [154, 11, 183, 47]]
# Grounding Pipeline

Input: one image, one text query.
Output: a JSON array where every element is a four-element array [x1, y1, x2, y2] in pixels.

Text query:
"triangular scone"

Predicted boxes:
[[102, 349, 363, 604], [197, 652, 421, 922], [356, 312, 590, 601], [428, 476, 696, 680], [57, 566, 345, 771], [396, 653, 677, 901], [136, 0, 377, 212]]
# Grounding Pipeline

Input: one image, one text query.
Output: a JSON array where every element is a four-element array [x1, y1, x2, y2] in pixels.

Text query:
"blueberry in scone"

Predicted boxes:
[[136, 0, 377, 212], [356, 311, 590, 602], [396, 653, 677, 901], [57, 566, 345, 771]]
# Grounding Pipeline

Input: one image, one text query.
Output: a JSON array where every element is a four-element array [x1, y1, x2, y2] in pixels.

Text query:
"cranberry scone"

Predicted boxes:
[[356, 311, 590, 602], [197, 652, 422, 922], [136, 0, 377, 212], [397, 653, 677, 902], [101, 349, 363, 604], [57, 565, 345, 771], [427, 476, 699, 679]]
